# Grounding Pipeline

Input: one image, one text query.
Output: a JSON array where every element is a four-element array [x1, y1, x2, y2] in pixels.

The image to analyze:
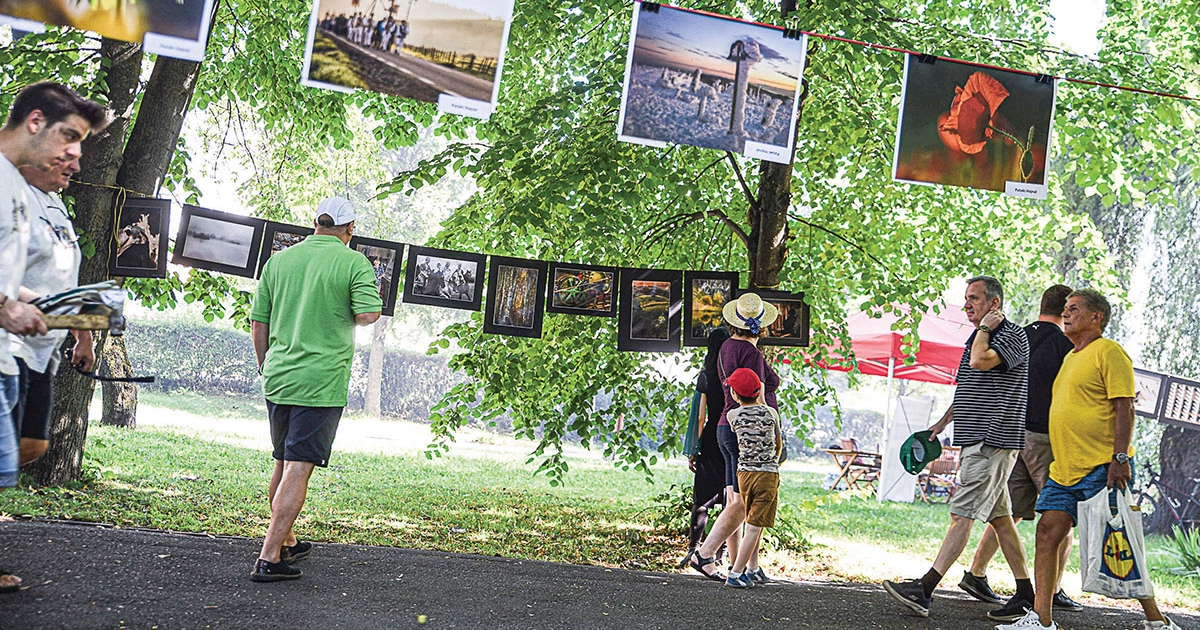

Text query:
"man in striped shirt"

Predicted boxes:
[[884, 276, 1032, 620]]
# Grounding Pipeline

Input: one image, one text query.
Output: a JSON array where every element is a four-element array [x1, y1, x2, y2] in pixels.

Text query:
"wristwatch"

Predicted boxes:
[[978, 324, 991, 334], [1113, 452, 1130, 464]]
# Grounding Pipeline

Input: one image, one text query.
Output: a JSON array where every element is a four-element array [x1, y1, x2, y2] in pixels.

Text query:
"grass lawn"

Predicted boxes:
[[1, 390, 1196, 613]]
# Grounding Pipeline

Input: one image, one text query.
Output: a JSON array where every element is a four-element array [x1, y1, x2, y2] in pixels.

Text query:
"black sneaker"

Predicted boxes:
[[988, 595, 1034, 621], [1052, 589, 1083, 611], [281, 541, 312, 564], [958, 571, 1003, 604], [883, 579, 931, 617], [250, 558, 302, 582]]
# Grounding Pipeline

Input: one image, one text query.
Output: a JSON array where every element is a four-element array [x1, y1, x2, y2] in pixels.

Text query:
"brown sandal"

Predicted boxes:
[[0, 570, 20, 593]]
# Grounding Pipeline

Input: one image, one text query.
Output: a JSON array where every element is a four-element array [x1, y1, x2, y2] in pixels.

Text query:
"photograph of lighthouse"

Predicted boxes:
[[616, 2, 807, 164]]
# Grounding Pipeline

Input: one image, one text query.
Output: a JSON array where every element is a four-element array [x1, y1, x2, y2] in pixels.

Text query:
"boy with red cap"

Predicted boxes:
[[722, 367, 782, 588]]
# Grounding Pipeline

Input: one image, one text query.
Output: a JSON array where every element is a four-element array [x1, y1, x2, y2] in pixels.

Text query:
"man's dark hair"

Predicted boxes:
[[6, 81, 109, 131], [1069, 288, 1111, 332], [1040, 284, 1073, 317], [966, 275, 1004, 307]]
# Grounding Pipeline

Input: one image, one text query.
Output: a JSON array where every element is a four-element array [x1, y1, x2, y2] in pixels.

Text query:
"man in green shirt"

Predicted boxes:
[[249, 197, 382, 582]]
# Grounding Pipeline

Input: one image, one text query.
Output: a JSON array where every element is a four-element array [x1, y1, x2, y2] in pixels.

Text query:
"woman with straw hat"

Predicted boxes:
[[687, 292, 781, 585]]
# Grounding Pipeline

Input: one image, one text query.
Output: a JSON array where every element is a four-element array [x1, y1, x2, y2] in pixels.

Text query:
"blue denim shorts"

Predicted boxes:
[[1036, 462, 1135, 524]]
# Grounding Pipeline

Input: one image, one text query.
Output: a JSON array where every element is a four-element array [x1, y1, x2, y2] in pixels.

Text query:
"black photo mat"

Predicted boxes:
[[1159, 376, 1200, 431], [483, 256, 548, 338], [350, 236, 405, 317], [256, 222, 314, 279], [1133, 368, 1167, 420], [546, 262, 618, 317], [617, 268, 682, 353], [756, 289, 809, 347], [172, 205, 266, 278], [108, 196, 170, 279], [683, 271, 739, 347], [402, 245, 487, 311]]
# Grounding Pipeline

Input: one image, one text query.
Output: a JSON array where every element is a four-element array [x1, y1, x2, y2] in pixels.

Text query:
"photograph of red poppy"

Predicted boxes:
[[892, 55, 1056, 196]]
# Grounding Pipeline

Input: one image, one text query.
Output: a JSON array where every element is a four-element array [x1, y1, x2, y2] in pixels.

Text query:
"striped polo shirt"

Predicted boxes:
[[950, 318, 1030, 449]]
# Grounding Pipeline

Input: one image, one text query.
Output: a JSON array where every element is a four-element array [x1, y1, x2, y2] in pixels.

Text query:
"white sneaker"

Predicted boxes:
[[996, 609, 1057, 630], [1145, 617, 1184, 630]]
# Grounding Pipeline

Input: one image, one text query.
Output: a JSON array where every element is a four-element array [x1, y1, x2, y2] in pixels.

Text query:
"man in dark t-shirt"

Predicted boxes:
[[960, 285, 1083, 611]]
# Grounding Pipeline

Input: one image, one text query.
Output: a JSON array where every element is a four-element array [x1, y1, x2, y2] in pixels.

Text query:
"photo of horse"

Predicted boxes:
[[402, 246, 486, 311]]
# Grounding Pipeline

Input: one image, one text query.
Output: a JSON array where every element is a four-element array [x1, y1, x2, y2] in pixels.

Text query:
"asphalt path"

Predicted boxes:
[[3, 520, 1197, 629], [325, 32, 494, 103]]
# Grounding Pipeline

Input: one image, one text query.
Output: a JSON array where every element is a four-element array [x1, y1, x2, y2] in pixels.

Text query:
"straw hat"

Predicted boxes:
[[722, 292, 779, 335]]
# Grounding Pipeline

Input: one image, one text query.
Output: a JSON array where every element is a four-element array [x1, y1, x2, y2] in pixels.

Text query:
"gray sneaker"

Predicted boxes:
[[959, 571, 1003, 604], [883, 578, 931, 617]]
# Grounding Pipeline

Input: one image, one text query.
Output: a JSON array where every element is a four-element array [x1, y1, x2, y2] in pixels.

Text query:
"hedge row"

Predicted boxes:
[[123, 319, 458, 421]]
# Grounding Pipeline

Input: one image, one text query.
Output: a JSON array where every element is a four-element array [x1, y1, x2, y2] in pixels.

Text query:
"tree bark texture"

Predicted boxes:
[[99, 335, 137, 428], [25, 39, 143, 484], [365, 317, 391, 418], [1157, 426, 1200, 516], [99, 54, 203, 428]]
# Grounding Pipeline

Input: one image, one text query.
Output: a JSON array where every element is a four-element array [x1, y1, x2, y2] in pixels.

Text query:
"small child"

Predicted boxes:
[[722, 367, 782, 588]]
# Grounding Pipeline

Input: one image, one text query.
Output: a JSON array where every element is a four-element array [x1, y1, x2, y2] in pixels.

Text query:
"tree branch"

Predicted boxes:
[[725, 151, 757, 207]]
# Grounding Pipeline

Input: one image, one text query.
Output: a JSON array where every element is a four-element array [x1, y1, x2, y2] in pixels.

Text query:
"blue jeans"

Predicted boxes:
[[717, 424, 739, 492], [0, 373, 19, 488]]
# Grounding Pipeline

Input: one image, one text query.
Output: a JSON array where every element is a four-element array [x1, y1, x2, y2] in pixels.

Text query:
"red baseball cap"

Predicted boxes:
[[726, 367, 761, 399]]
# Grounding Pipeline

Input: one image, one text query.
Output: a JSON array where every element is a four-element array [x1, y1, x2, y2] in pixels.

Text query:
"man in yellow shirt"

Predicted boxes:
[[998, 289, 1182, 630]]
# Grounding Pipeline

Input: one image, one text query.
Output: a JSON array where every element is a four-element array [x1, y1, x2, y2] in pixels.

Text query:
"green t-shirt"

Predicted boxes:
[[250, 235, 382, 406]]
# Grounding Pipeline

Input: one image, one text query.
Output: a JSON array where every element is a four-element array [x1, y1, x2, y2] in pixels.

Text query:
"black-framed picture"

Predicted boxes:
[[684, 271, 738, 347], [172, 205, 266, 278], [108, 196, 170, 279], [483, 256, 548, 338], [1160, 376, 1200, 431], [757, 289, 809, 347], [402, 245, 486, 311], [350, 236, 405, 317], [546, 262, 618, 317], [1133, 368, 1168, 420], [256, 222, 314, 279], [617, 268, 682, 353]]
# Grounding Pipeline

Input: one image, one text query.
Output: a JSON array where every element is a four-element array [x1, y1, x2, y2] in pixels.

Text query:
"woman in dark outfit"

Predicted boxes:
[[681, 327, 733, 565]]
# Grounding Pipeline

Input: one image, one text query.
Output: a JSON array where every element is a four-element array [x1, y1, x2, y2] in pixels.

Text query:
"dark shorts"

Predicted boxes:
[[717, 424, 740, 492], [14, 358, 54, 441], [1036, 463, 1131, 525], [267, 401, 343, 467]]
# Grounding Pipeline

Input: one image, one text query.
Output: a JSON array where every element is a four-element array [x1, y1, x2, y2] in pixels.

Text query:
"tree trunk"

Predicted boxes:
[[1158, 426, 1200, 506], [98, 335, 137, 428], [97, 54, 203, 426], [24, 39, 143, 484], [748, 159, 791, 289], [365, 316, 390, 418]]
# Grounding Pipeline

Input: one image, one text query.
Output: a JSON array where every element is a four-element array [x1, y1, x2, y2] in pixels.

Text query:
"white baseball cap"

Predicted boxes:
[[316, 196, 356, 225]]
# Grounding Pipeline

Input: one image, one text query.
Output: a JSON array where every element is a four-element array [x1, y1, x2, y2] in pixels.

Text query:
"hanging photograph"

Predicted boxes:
[[1160, 376, 1200, 431], [617, 268, 682, 353], [108, 197, 170, 279], [483, 256, 548, 338], [0, 0, 216, 61], [172, 205, 265, 278], [546, 262, 618, 317], [256, 222, 314, 279], [350, 235, 404, 317], [893, 54, 1057, 199], [300, 0, 514, 119], [402, 245, 486, 311], [684, 271, 738, 347], [616, 2, 807, 164], [757, 290, 808, 347], [1133, 368, 1167, 420]]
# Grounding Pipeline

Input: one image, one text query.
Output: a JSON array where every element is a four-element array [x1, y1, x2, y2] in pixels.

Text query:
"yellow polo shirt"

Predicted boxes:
[[1048, 338, 1135, 486]]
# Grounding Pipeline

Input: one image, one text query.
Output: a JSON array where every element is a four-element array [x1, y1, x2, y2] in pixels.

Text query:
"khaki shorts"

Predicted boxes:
[[1008, 431, 1054, 520], [737, 470, 779, 528], [950, 443, 1019, 523]]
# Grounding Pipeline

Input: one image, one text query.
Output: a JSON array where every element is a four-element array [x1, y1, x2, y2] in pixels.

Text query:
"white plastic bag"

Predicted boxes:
[[1078, 486, 1155, 599]]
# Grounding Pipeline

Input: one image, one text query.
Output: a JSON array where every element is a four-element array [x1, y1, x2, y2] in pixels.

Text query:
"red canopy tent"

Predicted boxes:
[[821, 305, 974, 386]]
